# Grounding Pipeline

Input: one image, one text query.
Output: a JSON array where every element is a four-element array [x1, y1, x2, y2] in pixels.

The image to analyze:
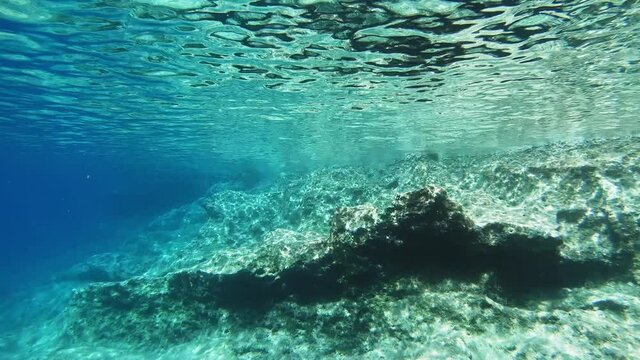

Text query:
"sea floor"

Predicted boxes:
[[1, 136, 639, 360]]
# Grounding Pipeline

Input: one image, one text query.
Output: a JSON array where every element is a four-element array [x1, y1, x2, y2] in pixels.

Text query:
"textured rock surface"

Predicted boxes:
[[1, 137, 639, 359], [62, 184, 634, 349]]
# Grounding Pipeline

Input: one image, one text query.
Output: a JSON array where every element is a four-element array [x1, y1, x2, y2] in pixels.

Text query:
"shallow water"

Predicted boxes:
[[2, 0, 639, 164], [1, 1, 639, 359]]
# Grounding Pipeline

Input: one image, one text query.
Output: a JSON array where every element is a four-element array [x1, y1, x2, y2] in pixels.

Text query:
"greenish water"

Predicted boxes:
[[0, 1, 639, 359]]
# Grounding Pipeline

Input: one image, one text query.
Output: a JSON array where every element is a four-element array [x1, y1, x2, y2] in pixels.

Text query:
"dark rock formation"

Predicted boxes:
[[172, 186, 631, 305]]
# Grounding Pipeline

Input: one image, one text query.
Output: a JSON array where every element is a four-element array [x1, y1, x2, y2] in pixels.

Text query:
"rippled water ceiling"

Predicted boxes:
[[0, 0, 638, 166]]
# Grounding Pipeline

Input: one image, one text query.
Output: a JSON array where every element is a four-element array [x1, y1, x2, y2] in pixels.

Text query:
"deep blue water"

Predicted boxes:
[[0, 142, 222, 294]]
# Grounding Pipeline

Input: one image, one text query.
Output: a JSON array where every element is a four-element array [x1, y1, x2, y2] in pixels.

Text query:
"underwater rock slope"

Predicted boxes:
[[7, 137, 640, 359]]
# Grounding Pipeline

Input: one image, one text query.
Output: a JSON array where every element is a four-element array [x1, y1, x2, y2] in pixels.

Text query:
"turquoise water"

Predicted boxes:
[[1, 1, 640, 359], [2, 0, 639, 163]]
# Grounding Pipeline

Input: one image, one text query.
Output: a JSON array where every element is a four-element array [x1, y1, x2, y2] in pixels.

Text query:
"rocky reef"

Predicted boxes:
[[2, 137, 639, 359], [63, 181, 637, 352]]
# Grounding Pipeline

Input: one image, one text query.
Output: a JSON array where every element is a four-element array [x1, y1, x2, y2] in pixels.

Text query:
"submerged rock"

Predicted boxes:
[[7, 137, 639, 359], [64, 185, 634, 348], [56, 253, 145, 283]]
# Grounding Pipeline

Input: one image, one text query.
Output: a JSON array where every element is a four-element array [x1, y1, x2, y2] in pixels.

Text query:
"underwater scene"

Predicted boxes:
[[1, 0, 639, 359]]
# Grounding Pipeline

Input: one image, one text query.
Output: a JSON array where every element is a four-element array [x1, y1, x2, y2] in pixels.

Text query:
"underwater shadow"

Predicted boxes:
[[167, 187, 634, 310]]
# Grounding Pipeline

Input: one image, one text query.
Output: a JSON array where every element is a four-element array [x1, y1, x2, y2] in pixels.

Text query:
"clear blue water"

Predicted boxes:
[[1, 0, 639, 358], [0, 142, 223, 294]]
